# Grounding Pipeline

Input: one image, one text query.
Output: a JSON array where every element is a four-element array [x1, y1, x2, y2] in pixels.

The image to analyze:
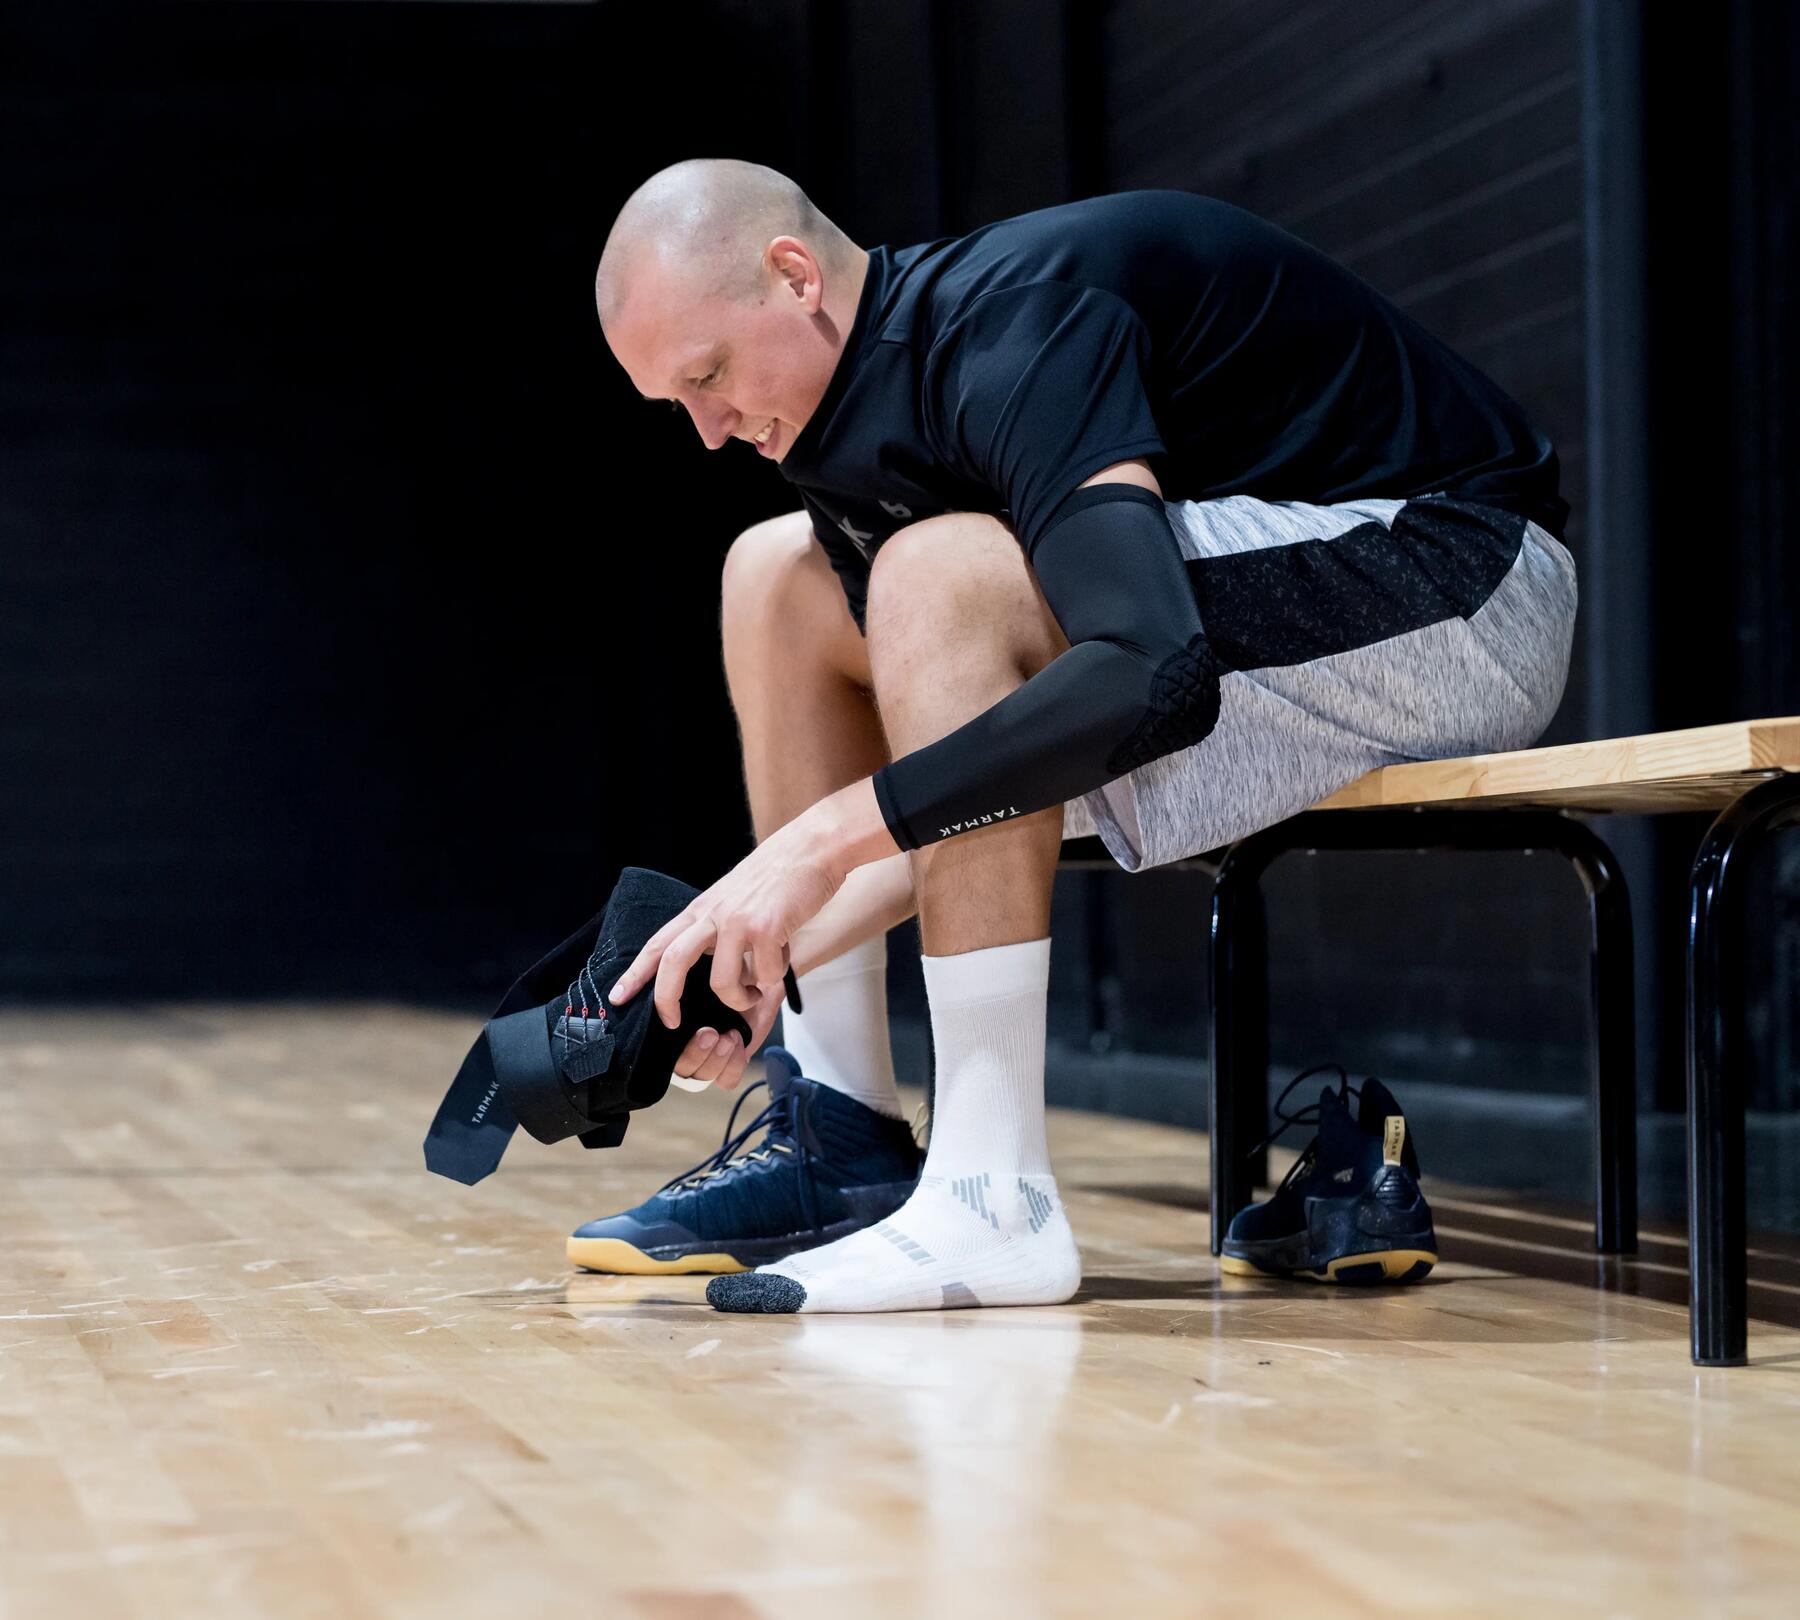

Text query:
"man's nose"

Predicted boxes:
[[689, 400, 738, 452]]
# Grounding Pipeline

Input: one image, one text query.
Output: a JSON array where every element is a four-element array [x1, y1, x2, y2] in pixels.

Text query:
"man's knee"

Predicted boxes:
[[721, 510, 818, 618], [721, 509, 868, 679], [866, 511, 1068, 677]]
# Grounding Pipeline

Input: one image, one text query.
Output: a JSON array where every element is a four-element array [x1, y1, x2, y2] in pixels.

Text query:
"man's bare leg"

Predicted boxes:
[[708, 512, 1083, 1314], [682, 511, 913, 1103], [861, 521, 1071, 958], [718, 516, 915, 980]]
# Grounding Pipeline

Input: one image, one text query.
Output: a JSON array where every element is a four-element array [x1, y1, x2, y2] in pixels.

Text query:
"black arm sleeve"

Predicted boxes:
[[868, 483, 1221, 851]]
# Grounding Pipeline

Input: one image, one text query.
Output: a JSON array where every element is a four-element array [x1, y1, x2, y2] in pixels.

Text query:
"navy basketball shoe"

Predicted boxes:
[[566, 1047, 922, 1275], [1220, 1065, 1437, 1285]]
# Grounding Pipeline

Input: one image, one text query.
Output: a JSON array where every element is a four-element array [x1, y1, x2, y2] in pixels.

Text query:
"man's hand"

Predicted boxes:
[[607, 808, 847, 1091]]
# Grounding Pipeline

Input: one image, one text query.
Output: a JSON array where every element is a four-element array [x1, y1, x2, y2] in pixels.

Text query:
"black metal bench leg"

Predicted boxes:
[[1208, 839, 1272, 1256], [1687, 775, 1800, 1367], [1561, 823, 1638, 1254]]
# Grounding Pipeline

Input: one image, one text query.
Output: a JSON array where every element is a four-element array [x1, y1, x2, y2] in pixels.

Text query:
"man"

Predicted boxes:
[[580, 158, 1576, 1314]]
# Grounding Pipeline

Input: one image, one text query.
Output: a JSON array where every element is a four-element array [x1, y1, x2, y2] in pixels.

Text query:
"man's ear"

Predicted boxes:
[[765, 235, 823, 310]]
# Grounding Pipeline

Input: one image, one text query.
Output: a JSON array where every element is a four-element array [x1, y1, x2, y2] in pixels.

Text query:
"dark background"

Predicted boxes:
[[5, 2, 1797, 1227]]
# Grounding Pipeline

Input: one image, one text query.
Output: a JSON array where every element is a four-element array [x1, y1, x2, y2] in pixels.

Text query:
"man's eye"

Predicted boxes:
[[699, 368, 720, 388]]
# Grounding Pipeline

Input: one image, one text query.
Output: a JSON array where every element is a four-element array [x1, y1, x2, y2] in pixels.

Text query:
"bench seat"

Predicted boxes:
[[1315, 716, 1800, 815]]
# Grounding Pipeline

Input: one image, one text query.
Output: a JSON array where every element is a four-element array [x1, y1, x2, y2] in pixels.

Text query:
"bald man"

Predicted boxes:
[[575, 159, 1575, 1314]]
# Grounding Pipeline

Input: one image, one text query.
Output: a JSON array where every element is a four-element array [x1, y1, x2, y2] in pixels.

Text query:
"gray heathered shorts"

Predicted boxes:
[[1060, 492, 1578, 872]]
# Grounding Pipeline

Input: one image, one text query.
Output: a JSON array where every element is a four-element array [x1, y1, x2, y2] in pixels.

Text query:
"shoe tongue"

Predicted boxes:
[[752, 1048, 908, 1168], [1357, 1077, 1400, 1135], [1356, 1077, 1418, 1171], [761, 1046, 803, 1099], [1316, 1081, 1362, 1158]]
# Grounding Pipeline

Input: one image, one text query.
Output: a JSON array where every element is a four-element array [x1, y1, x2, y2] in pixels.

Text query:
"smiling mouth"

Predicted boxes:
[[752, 421, 775, 446]]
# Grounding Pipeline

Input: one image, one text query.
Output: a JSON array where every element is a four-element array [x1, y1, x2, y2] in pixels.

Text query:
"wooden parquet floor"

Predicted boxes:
[[3, 1004, 1798, 1619]]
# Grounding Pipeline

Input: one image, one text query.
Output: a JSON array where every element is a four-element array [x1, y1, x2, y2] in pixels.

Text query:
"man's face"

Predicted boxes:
[[601, 242, 835, 464]]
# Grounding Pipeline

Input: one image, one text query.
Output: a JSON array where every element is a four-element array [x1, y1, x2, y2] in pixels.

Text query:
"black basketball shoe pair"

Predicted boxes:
[[1220, 1065, 1438, 1285]]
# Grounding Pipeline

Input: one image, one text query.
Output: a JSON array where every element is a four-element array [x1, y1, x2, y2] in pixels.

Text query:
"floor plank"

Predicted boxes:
[[2, 1005, 1798, 1619]]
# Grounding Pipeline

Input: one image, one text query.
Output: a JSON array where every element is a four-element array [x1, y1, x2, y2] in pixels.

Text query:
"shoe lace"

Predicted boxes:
[[657, 1079, 822, 1233], [1244, 1062, 1363, 1197]]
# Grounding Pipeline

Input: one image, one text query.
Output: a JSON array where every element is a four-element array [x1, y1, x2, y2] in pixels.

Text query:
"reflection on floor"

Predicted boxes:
[[2, 1004, 1797, 1619]]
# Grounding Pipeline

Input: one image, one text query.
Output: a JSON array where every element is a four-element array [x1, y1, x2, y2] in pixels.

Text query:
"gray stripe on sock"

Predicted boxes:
[[954, 1172, 1000, 1231], [875, 1221, 934, 1265], [1019, 1178, 1054, 1234]]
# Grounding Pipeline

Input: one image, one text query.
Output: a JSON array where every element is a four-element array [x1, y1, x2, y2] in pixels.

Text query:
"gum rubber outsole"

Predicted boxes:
[[566, 1236, 751, 1275], [1219, 1248, 1437, 1285]]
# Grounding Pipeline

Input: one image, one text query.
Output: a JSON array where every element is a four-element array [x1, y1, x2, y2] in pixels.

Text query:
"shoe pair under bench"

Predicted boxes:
[[1220, 1065, 1438, 1286]]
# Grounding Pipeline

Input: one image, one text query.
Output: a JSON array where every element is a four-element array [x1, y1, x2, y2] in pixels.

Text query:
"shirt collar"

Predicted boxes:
[[780, 243, 892, 475]]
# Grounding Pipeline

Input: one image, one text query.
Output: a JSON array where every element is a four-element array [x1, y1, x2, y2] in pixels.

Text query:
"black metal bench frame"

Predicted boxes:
[[1061, 771, 1800, 1368]]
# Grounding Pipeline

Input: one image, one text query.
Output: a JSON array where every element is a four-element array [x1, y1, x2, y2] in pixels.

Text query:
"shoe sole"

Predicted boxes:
[[566, 1179, 921, 1277], [1219, 1248, 1437, 1285], [566, 1237, 752, 1275]]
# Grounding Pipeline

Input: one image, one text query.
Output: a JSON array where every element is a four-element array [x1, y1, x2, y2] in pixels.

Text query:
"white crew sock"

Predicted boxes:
[[709, 935, 1081, 1314], [776, 934, 902, 1118]]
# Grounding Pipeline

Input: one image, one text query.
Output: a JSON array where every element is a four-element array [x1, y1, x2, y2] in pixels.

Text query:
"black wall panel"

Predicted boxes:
[[1, 0, 817, 997], [1095, 0, 1597, 1096]]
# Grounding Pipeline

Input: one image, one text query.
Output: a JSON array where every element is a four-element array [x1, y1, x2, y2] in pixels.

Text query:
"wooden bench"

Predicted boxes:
[[1059, 717, 1800, 1367]]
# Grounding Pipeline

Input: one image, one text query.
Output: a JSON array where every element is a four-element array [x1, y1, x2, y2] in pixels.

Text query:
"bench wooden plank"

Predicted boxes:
[[1314, 717, 1800, 814]]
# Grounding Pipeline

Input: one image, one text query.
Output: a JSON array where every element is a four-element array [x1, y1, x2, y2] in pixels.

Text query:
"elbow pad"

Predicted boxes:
[[1031, 483, 1223, 774]]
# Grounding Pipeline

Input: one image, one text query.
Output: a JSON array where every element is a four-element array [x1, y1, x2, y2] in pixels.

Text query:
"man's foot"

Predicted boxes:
[[566, 1048, 921, 1275], [1220, 1066, 1437, 1284], [705, 1169, 1081, 1313]]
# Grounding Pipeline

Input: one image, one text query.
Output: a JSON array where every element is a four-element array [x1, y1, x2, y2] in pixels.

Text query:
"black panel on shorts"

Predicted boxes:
[[1188, 496, 1528, 674]]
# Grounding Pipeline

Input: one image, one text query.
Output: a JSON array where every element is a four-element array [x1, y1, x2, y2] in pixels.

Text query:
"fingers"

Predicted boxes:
[[710, 920, 785, 1017], [710, 916, 756, 1015], [671, 1028, 713, 1080], [693, 1029, 739, 1085], [652, 917, 714, 1030], [662, 978, 785, 1092], [714, 985, 784, 1092], [673, 1027, 740, 1087], [609, 912, 690, 1005], [750, 935, 789, 1002]]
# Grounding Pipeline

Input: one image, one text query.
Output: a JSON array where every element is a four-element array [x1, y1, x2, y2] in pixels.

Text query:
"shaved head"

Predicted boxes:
[[596, 159, 853, 328], [595, 159, 868, 465]]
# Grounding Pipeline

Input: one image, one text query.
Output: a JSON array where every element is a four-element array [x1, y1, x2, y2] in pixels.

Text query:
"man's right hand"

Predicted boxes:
[[670, 949, 782, 1091]]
